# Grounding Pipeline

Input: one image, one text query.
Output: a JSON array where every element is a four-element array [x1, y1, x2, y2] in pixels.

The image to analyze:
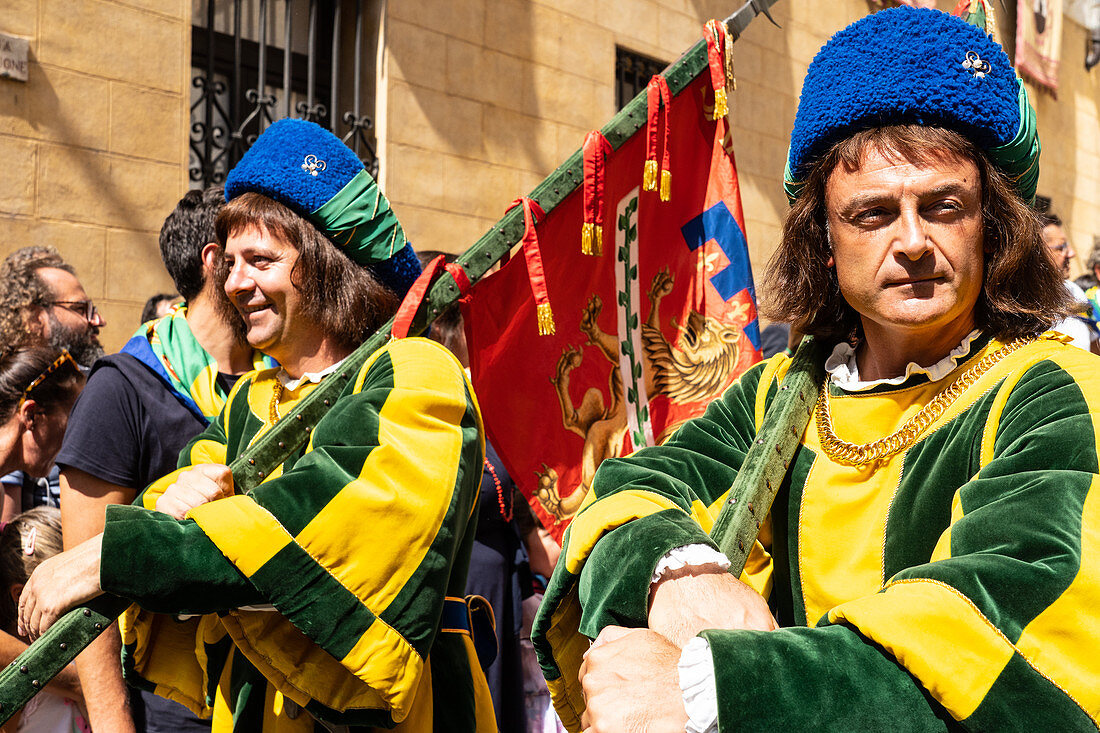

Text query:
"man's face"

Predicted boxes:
[[37, 267, 105, 366], [824, 147, 985, 343], [222, 226, 306, 363], [1041, 223, 1074, 279]]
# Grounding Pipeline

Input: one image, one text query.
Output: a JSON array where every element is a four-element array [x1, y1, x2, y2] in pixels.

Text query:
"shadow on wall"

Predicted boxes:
[[6, 48, 154, 237], [383, 0, 543, 169]]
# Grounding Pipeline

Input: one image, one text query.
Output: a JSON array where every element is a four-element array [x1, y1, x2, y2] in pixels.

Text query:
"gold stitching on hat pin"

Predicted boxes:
[[301, 154, 327, 176], [962, 51, 991, 78]]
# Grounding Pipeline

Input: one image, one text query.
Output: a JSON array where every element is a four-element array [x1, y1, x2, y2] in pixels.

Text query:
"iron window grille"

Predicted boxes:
[[190, 0, 379, 188], [615, 46, 668, 111]]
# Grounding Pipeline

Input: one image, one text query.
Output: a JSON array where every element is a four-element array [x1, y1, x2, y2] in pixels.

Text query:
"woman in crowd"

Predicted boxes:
[[0, 348, 85, 487]]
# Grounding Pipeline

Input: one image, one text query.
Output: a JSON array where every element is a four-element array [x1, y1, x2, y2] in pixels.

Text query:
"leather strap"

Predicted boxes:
[[709, 336, 825, 574]]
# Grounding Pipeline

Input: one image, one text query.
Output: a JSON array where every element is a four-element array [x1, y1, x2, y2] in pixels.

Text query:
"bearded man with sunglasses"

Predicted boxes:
[[0, 247, 105, 370]]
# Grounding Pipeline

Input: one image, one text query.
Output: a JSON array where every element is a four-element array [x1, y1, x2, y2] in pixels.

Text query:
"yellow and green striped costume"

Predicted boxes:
[[534, 333, 1100, 731], [99, 338, 496, 732]]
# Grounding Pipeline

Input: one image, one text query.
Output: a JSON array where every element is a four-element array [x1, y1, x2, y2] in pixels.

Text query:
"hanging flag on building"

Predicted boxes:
[[462, 23, 761, 541], [1016, 0, 1064, 93]]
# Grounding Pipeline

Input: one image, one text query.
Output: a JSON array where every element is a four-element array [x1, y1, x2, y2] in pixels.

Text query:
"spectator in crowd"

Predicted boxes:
[[1041, 212, 1096, 351], [19, 119, 494, 731], [1080, 241, 1100, 320], [55, 187, 269, 733], [0, 507, 89, 732], [139, 293, 182, 325], [0, 247, 105, 370], [0, 347, 85, 713], [537, 9, 1098, 732], [0, 248, 104, 520]]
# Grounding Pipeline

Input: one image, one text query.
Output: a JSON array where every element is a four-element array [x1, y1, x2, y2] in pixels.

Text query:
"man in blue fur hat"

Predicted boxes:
[[534, 7, 1100, 732], [18, 119, 496, 732]]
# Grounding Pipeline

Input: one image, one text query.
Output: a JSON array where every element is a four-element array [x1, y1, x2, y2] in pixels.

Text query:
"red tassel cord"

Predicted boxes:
[[581, 130, 612, 256], [705, 19, 732, 120], [507, 197, 555, 336], [643, 75, 673, 202]]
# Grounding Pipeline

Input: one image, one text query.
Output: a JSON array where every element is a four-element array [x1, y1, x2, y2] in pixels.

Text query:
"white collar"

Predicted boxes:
[[824, 329, 983, 392], [277, 356, 348, 391]]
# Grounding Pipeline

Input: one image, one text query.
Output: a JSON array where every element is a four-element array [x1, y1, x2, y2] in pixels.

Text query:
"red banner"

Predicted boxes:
[[1016, 0, 1063, 93], [463, 46, 761, 540]]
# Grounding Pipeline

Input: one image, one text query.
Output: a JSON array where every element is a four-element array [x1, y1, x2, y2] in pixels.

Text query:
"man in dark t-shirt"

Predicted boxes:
[[55, 188, 265, 733]]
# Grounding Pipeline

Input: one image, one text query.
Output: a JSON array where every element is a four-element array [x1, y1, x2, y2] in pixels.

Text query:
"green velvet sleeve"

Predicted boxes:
[[100, 504, 265, 613], [573, 361, 768, 636], [700, 625, 955, 732]]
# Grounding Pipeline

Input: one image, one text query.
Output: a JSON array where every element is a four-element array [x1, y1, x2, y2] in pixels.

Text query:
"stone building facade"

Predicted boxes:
[[2, 0, 1099, 351]]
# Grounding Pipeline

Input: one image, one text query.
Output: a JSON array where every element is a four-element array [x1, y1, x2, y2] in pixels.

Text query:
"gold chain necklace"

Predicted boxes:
[[815, 338, 1031, 467], [268, 371, 285, 424]]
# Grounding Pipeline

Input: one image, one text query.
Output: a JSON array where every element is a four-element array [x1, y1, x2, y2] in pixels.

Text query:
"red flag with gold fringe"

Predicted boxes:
[[462, 23, 761, 541]]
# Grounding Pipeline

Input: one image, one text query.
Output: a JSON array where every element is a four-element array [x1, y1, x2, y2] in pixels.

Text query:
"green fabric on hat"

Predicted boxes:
[[310, 169, 408, 266]]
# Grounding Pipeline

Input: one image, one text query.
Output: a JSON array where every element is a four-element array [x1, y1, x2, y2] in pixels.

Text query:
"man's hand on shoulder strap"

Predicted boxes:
[[155, 463, 235, 520]]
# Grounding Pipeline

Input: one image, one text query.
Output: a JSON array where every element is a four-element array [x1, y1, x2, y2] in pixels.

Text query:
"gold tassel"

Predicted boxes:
[[593, 226, 603, 257], [581, 222, 594, 255], [537, 302, 556, 336], [712, 87, 729, 120], [643, 159, 658, 191], [659, 169, 671, 202]]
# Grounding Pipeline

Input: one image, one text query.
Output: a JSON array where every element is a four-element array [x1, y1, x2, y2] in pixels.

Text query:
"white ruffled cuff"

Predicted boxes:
[[651, 543, 731, 585], [679, 635, 719, 733]]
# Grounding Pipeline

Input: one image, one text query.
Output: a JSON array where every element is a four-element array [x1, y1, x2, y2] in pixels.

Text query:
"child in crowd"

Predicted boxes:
[[0, 507, 89, 733]]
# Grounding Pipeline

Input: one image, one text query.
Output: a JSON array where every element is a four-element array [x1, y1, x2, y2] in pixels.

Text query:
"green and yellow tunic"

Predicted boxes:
[[99, 338, 496, 732], [534, 332, 1100, 731]]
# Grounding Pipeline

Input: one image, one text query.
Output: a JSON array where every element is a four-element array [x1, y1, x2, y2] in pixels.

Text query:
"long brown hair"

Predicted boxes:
[[763, 125, 1071, 344], [214, 193, 400, 350]]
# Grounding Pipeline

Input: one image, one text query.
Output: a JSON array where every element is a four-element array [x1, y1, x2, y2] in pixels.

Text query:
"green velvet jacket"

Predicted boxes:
[[99, 338, 495, 731], [533, 333, 1100, 731]]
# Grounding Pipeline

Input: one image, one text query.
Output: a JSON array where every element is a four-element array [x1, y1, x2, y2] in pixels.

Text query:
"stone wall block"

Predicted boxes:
[[0, 136, 36, 216], [38, 145, 181, 231], [38, 0, 182, 92], [445, 37, 491, 103], [388, 20, 448, 92], [533, 0, 597, 24], [110, 83, 182, 163], [482, 107, 556, 171], [0, 218, 109, 299], [603, 0, 661, 47], [94, 300, 142, 353], [385, 142, 445, 207], [481, 49, 527, 112], [390, 202, 490, 255], [105, 228, 175, 303], [2, 0, 37, 43], [0, 65, 111, 149], [656, 7, 703, 55], [485, 0, 536, 61], [556, 15, 613, 83], [390, 0, 485, 46], [442, 157, 520, 221], [386, 81, 485, 157]]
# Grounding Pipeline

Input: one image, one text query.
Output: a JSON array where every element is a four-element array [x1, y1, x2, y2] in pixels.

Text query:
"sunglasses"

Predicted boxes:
[[20, 350, 79, 405], [51, 300, 100, 322]]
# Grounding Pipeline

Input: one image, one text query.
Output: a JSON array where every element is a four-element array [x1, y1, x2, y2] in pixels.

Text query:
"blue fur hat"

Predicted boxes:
[[225, 118, 421, 297], [785, 7, 1039, 203]]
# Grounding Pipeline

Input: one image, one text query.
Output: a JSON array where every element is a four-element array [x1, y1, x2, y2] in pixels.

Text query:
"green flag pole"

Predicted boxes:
[[0, 0, 782, 722]]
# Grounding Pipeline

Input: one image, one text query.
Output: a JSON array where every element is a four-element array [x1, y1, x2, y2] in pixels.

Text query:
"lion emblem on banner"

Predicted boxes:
[[534, 269, 744, 521]]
